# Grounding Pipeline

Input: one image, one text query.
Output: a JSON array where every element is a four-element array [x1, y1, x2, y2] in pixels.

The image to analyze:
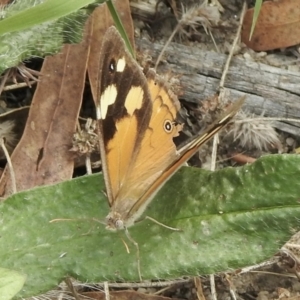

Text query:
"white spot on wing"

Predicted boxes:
[[96, 106, 102, 120], [98, 84, 117, 119], [124, 86, 144, 116], [116, 57, 126, 72]]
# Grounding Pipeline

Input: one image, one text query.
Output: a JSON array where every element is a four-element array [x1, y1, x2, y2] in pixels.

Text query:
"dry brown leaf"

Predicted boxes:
[[0, 30, 91, 196], [242, 0, 300, 51], [0, 0, 10, 7], [231, 153, 256, 165], [88, 0, 134, 104], [83, 290, 183, 300]]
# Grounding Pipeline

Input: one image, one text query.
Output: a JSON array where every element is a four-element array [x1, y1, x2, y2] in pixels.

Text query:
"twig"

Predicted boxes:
[[0, 137, 16, 194], [235, 117, 300, 124], [209, 274, 217, 300], [65, 278, 81, 300], [194, 276, 206, 300], [219, 1, 247, 91], [155, 22, 180, 70], [3, 81, 37, 91], [95, 278, 190, 288], [85, 155, 92, 175], [104, 281, 110, 300], [210, 133, 219, 172]]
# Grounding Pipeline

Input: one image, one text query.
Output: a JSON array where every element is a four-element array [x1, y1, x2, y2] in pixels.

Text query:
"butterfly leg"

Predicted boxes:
[[144, 216, 182, 231], [124, 227, 142, 281]]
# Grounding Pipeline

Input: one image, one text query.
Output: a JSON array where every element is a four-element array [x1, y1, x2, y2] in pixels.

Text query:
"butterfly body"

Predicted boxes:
[[96, 26, 243, 232]]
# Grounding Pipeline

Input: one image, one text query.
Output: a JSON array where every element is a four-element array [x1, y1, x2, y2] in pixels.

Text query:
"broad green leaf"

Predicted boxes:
[[1, 154, 300, 298], [0, 268, 26, 300]]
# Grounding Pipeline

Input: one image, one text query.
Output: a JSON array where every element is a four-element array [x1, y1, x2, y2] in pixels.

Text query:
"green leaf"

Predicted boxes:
[[1, 154, 300, 298], [0, 268, 26, 300], [106, 0, 135, 58], [249, 0, 262, 40], [0, 0, 97, 35], [0, 1, 90, 73]]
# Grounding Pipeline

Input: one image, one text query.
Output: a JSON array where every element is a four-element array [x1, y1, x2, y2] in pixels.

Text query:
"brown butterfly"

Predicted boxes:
[[96, 26, 243, 230], [95, 26, 243, 278]]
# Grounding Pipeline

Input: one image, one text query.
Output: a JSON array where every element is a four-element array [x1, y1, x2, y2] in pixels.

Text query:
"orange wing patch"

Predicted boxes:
[[111, 72, 182, 219], [106, 116, 139, 201]]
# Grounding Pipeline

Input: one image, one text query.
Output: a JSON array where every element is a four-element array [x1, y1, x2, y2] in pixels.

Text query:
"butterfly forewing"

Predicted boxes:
[[97, 27, 153, 207]]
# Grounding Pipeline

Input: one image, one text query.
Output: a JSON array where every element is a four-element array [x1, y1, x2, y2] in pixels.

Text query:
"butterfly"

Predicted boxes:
[[95, 26, 243, 278]]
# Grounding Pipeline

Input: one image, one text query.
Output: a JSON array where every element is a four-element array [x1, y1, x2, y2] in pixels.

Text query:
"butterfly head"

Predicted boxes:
[[106, 211, 125, 231]]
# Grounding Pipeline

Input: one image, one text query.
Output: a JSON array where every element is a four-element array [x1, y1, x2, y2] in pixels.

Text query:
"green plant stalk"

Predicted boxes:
[[106, 0, 135, 58], [249, 0, 262, 40]]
